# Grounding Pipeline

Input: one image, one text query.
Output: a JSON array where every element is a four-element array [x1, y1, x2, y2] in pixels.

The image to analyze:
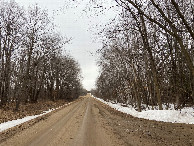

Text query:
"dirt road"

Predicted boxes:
[[1, 94, 194, 146], [0, 95, 123, 146]]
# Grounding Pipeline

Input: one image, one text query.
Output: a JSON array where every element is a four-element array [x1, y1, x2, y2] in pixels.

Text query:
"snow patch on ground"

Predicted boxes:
[[0, 110, 53, 132], [0, 103, 71, 132], [93, 96, 194, 124]]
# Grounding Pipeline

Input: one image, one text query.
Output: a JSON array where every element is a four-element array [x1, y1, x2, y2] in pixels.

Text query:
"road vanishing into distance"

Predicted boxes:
[[1, 94, 194, 146]]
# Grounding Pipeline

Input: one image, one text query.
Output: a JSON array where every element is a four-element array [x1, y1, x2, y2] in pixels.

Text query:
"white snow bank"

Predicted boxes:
[[0, 109, 53, 132], [0, 103, 71, 132], [93, 96, 194, 124]]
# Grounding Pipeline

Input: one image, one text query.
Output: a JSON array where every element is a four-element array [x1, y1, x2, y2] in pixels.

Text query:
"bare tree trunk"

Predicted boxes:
[[139, 15, 163, 110], [22, 36, 34, 103], [122, 0, 194, 82], [55, 65, 60, 100]]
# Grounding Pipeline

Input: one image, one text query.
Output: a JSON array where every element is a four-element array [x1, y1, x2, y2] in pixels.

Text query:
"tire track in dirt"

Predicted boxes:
[[72, 97, 117, 146], [0, 98, 85, 146], [28, 98, 85, 146], [4, 94, 191, 146], [0, 95, 124, 146], [93, 98, 194, 146]]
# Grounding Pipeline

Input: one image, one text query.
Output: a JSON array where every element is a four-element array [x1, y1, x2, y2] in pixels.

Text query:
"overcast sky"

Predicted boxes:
[[14, 0, 117, 90]]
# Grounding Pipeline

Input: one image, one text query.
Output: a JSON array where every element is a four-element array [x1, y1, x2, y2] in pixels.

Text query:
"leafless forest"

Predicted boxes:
[[93, 0, 194, 111], [0, 0, 193, 112], [0, 1, 194, 145], [0, 1, 86, 110]]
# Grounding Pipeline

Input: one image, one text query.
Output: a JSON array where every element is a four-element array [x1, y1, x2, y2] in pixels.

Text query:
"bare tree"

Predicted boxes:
[[95, 0, 193, 111]]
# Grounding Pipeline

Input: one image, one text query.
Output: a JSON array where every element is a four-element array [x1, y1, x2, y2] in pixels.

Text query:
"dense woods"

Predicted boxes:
[[95, 0, 194, 111], [0, 1, 83, 110]]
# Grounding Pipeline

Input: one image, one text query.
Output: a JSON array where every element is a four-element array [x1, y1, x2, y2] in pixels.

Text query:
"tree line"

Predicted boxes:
[[0, 1, 84, 110], [94, 0, 194, 111]]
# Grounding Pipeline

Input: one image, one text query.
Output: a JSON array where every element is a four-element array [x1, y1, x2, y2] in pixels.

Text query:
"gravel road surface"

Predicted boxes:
[[1, 94, 194, 146]]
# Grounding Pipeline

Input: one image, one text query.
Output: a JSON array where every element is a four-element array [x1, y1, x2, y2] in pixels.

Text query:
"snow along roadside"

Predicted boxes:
[[93, 96, 194, 124], [0, 103, 71, 132]]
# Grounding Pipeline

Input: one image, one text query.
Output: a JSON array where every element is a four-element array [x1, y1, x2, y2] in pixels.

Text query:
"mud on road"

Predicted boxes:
[[0, 95, 123, 146], [1, 95, 194, 146]]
